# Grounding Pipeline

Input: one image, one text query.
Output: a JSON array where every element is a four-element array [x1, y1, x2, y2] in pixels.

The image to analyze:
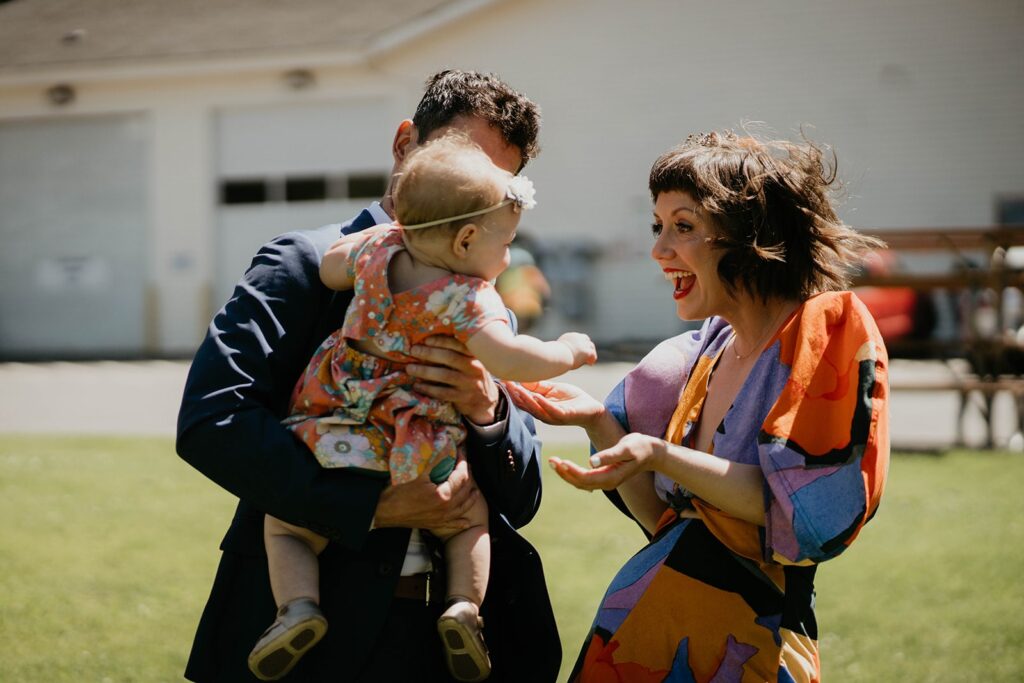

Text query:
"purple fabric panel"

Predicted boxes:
[[623, 330, 704, 438], [765, 460, 842, 490], [708, 635, 759, 683], [715, 342, 791, 467], [766, 491, 800, 561], [757, 439, 808, 471], [603, 559, 667, 609]]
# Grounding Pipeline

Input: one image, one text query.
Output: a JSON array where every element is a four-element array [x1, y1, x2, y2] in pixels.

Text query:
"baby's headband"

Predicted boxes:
[[402, 175, 537, 231]]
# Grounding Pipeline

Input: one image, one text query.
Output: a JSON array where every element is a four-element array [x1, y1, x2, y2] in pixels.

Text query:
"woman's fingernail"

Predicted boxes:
[[548, 460, 557, 470], [589, 455, 601, 467]]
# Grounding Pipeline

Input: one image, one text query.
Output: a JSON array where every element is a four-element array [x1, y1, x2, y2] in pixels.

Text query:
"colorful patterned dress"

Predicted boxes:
[[573, 291, 889, 683], [283, 226, 509, 484]]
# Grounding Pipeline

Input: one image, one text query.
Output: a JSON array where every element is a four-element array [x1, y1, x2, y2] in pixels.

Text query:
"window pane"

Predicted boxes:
[[348, 173, 387, 199], [285, 176, 327, 202], [221, 180, 266, 204]]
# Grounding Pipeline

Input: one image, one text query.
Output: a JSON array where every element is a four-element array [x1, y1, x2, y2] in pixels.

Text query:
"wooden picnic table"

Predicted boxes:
[[853, 225, 1024, 448]]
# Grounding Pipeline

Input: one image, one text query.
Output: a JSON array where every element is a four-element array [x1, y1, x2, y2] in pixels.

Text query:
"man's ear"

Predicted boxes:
[[452, 223, 479, 257], [391, 119, 417, 165]]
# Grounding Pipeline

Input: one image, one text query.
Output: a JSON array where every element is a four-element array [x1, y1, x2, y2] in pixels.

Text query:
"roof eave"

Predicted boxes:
[[0, 47, 366, 88], [0, 0, 506, 89], [366, 0, 504, 58]]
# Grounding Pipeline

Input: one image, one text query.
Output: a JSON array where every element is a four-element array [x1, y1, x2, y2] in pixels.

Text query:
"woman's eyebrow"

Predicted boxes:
[[654, 206, 699, 219]]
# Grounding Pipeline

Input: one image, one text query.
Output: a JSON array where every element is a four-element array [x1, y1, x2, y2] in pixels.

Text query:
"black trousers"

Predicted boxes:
[[186, 523, 559, 682], [350, 597, 458, 683]]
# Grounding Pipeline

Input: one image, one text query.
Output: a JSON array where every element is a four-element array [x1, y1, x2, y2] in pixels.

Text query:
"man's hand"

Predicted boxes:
[[407, 336, 499, 424], [373, 459, 479, 529]]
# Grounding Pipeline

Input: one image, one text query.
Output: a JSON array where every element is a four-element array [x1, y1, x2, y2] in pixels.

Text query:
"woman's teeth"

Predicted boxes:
[[664, 270, 693, 289]]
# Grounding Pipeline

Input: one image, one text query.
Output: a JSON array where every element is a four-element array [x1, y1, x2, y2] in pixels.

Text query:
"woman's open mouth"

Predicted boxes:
[[664, 269, 695, 300]]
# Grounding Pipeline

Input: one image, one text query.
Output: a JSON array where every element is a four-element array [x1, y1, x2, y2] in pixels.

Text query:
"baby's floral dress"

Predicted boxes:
[[283, 226, 510, 484]]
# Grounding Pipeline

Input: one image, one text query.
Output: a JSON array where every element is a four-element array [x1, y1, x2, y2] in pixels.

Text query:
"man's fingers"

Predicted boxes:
[[434, 487, 476, 530], [410, 344, 475, 374], [421, 336, 470, 354], [407, 361, 457, 383], [412, 381, 459, 403], [409, 361, 484, 390], [447, 486, 479, 527], [441, 459, 470, 494], [448, 457, 470, 480], [436, 460, 474, 521]]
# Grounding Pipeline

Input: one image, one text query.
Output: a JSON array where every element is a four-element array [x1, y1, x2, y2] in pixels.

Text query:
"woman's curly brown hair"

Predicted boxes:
[[649, 130, 883, 302]]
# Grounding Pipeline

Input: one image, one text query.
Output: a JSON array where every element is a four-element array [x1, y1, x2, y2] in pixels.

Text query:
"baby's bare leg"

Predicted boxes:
[[431, 492, 489, 606], [433, 494, 491, 681], [251, 516, 330, 680], [264, 515, 329, 607]]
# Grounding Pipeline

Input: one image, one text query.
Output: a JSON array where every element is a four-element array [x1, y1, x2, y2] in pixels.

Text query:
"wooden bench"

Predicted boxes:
[[888, 373, 1024, 448], [854, 226, 1024, 448]]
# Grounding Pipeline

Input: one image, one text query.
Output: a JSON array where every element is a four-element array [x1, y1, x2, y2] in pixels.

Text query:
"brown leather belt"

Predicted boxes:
[[393, 573, 441, 604]]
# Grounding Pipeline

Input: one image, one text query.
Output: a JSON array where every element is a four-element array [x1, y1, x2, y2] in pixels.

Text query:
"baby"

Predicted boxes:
[[247, 132, 596, 681]]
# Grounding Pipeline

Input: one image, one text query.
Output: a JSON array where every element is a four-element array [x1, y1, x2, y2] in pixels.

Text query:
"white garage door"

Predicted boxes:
[[213, 99, 393, 307], [0, 115, 149, 357]]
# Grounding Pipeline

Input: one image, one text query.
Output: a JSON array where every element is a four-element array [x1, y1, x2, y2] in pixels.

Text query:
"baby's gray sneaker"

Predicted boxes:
[[247, 598, 328, 681], [437, 597, 491, 682]]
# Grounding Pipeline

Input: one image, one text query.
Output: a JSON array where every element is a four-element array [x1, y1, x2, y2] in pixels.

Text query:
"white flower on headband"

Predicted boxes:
[[507, 175, 537, 211], [403, 175, 537, 230]]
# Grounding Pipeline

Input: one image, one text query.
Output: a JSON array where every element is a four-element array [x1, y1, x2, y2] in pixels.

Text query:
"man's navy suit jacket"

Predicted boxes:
[[176, 209, 560, 681]]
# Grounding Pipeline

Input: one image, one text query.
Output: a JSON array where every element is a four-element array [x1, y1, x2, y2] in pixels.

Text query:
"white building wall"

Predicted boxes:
[[151, 100, 213, 352], [374, 0, 1024, 341], [0, 0, 1021, 353], [0, 68, 409, 355]]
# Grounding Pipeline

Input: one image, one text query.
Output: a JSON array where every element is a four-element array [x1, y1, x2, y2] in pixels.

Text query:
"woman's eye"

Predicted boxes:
[[675, 222, 692, 233], [651, 223, 663, 236]]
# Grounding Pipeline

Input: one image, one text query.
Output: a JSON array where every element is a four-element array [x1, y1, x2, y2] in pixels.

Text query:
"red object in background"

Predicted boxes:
[[854, 250, 936, 347], [856, 286, 919, 342]]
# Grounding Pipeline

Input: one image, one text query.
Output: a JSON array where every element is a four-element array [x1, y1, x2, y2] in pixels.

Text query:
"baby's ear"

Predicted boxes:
[[452, 223, 479, 257]]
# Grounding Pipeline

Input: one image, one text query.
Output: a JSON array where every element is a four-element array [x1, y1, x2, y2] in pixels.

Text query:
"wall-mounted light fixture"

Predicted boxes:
[[61, 28, 86, 45], [282, 68, 315, 91], [46, 83, 76, 106]]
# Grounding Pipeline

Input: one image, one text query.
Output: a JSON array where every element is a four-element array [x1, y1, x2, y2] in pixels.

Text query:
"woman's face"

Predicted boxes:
[[650, 190, 732, 321]]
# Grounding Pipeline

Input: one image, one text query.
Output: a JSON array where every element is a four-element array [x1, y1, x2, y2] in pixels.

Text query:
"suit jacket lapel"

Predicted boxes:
[[342, 208, 378, 235]]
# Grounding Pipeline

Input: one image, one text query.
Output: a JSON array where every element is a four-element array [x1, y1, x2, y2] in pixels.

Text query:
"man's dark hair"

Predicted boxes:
[[413, 70, 541, 170]]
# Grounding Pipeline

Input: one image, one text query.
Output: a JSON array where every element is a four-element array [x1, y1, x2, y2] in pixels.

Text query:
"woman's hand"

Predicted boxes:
[[549, 433, 666, 491], [503, 380, 604, 428]]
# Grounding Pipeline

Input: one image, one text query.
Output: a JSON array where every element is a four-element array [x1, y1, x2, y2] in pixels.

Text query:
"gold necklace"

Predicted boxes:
[[730, 306, 790, 361]]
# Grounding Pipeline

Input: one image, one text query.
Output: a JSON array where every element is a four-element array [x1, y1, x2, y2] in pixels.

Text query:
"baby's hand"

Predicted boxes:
[[558, 332, 598, 368]]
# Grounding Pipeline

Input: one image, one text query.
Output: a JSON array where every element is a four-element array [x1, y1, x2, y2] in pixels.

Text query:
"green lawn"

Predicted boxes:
[[1, 436, 1022, 682]]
